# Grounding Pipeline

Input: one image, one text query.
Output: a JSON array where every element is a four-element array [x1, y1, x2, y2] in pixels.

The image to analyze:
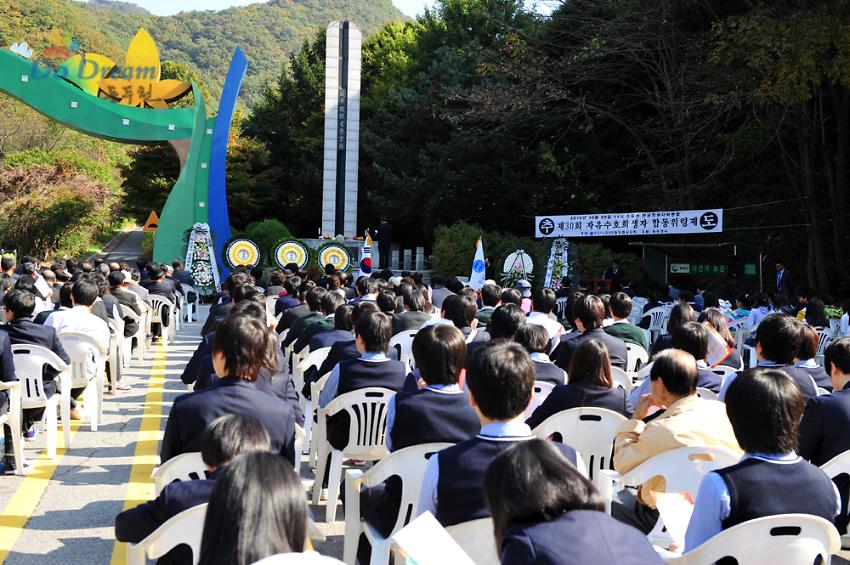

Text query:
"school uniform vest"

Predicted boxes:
[[436, 436, 578, 526], [534, 361, 566, 386], [328, 358, 407, 449], [716, 457, 836, 530], [389, 388, 479, 451]]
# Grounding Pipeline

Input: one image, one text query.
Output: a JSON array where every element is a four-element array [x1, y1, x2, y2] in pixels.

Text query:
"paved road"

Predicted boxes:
[[96, 229, 146, 267]]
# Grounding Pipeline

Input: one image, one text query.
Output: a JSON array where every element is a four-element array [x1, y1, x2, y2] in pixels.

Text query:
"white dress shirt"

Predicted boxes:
[[45, 305, 110, 351]]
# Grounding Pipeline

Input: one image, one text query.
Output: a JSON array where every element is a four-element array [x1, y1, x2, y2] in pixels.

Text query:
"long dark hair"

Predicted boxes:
[[567, 339, 612, 388], [666, 303, 696, 335], [199, 453, 307, 565], [483, 440, 604, 543], [698, 308, 735, 349], [805, 297, 829, 328]]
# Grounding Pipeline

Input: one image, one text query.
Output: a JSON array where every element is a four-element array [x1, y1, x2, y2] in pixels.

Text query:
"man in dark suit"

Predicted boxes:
[[140, 265, 175, 341], [116, 414, 271, 564], [170, 260, 194, 286], [799, 337, 850, 533], [392, 286, 431, 335], [292, 292, 345, 355], [127, 269, 151, 305], [349, 276, 380, 305], [552, 295, 628, 371], [162, 312, 296, 465], [199, 275, 256, 336], [375, 216, 393, 270], [276, 285, 312, 334], [1, 290, 71, 430], [602, 259, 626, 290], [281, 286, 328, 349], [429, 276, 454, 310], [108, 271, 141, 337], [309, 304, 354, 352], [776, 259, 793, 300]]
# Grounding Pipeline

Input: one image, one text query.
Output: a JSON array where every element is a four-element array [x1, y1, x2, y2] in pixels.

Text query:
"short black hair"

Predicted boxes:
[[514, 324, 550, 355], [320, 292, 345, 316], [376, 289, 397, 315], [334, 304, 355, 331], [610, 292, 632, 319], [59, 282, 74, 308], [725, 368, 803, 454], [356, 276, 380, 297], [481, 284, 501, 307], [354, 311, 392, 353], [200, 414, 272, 468], [573, 295, 605, 330], [0, 257, 14, 272], [532, 288, 556, 315], [108, 270, 126, 288], [213, 314, 278, 381], [3, 290, 35, 318], [650, 349, 698, 396], [484, 439, 601, 543], [671, 321, 708, 361], [466, 341, 534, 420], [232, 284, 264, 305], [412, 325, 466, 386], [755, 314, 800, 365], [825, 337, 850, 375], [795, 322, 818, 360], [351, 300, 379, 325], [231, 300, 266, 321], [402, 286, 427, 312], [442, 294, 476, 328], [500, 288, 522, 307], [71, 279, 99, 307], [488, 303, 526, 339], [305, 286, 328, 311], [283, 276, 302, 297]]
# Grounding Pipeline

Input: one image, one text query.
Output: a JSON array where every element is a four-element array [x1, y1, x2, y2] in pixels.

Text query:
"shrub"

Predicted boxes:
[[241, 219, 293, 266], [432, 221, 482, 278]]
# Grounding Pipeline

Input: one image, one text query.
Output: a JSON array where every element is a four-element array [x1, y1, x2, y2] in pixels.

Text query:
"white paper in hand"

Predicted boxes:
[[391, 512, 476, 565]]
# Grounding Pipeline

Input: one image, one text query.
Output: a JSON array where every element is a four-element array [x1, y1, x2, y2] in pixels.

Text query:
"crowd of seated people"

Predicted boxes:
[[9, 252, 850, 563]]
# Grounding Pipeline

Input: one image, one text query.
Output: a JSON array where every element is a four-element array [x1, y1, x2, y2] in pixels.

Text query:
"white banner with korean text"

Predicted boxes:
[[535, 209, 723, 238]]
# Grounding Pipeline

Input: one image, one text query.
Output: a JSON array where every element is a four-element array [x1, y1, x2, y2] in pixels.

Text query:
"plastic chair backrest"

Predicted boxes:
[[524, 381, 556, 420], [265, 295, 278, 318], [445, 518, 498, 565], [389, 331, 418, 368], [361, 443, 452, 533], [11, 344, 68, 404], [816, 327, 833, 356], [610, 367, 632, 393], [152, 452, 208, 496], [642, 307, 668, 331], [120, 304, 140, 321], [816, 387, 830, 396], [126, 503, 208, 565], [323, 387, 396, 460], [625, 343, 649, 373], [149, 295, 175, 325], [554, 297, 569, 320], [532, 407, 627, 481], [620, 445, 739, 498], [299, 347, 332, 375], [696, 387, 718, 401], [665, 514, 840, 565], [58, 332, 106, 386]]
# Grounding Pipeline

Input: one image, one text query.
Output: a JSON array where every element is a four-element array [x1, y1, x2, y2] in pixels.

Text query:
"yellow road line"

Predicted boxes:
[[110, 343, 168, 565], [0, 417, 81, 559]]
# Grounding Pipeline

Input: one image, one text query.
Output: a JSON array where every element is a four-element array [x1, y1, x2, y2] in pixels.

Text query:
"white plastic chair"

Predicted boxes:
[[629, 297, 649, 326], [554, 296, 569, 320], [294, 423, 305, 474], [524, 380, 556, 420], [820, 449, 850, 548], [664, 514, 840, 565], [596, 445, 739, 544], [641, 307, 669, 346], [343, 443, 453, 565], [696, 387, 718, 401], [816, 327, 833, 366], [265, 295, 278, 320], [611, 366, 633, 393], [389, 331, 417, 370], [126, 503, 208, 565], [532, 407, 627, 481], [106, 317, 123, 395], [11, 344, 71, 459], [151, 451, 208, 496], [59, 331, 107, 431], [817, 387, 831, 396], [626, 342, 650, 373], [306, 372, 333, 466], [445, 518, 499, 565], [120, 305, 146, 365], [183, 285, 198, 323], [312, 387, 396, 522], [149, 295, 177, 345], [0, 380, 24, 475], [294, 347, 331, 408]]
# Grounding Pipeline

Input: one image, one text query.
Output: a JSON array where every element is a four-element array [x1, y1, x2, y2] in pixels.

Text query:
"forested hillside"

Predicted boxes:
[[0, 0, 404, 107]]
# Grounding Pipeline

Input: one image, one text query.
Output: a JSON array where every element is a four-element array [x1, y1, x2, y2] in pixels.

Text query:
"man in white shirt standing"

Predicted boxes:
[[46, 278, 110, 412]]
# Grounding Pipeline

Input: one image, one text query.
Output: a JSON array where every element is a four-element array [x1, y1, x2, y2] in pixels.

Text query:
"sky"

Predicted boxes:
[[86, 0, 436, 18]]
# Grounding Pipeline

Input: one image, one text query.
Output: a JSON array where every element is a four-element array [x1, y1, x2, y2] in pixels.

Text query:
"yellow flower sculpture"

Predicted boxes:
[[98, 28, 191, 109]]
